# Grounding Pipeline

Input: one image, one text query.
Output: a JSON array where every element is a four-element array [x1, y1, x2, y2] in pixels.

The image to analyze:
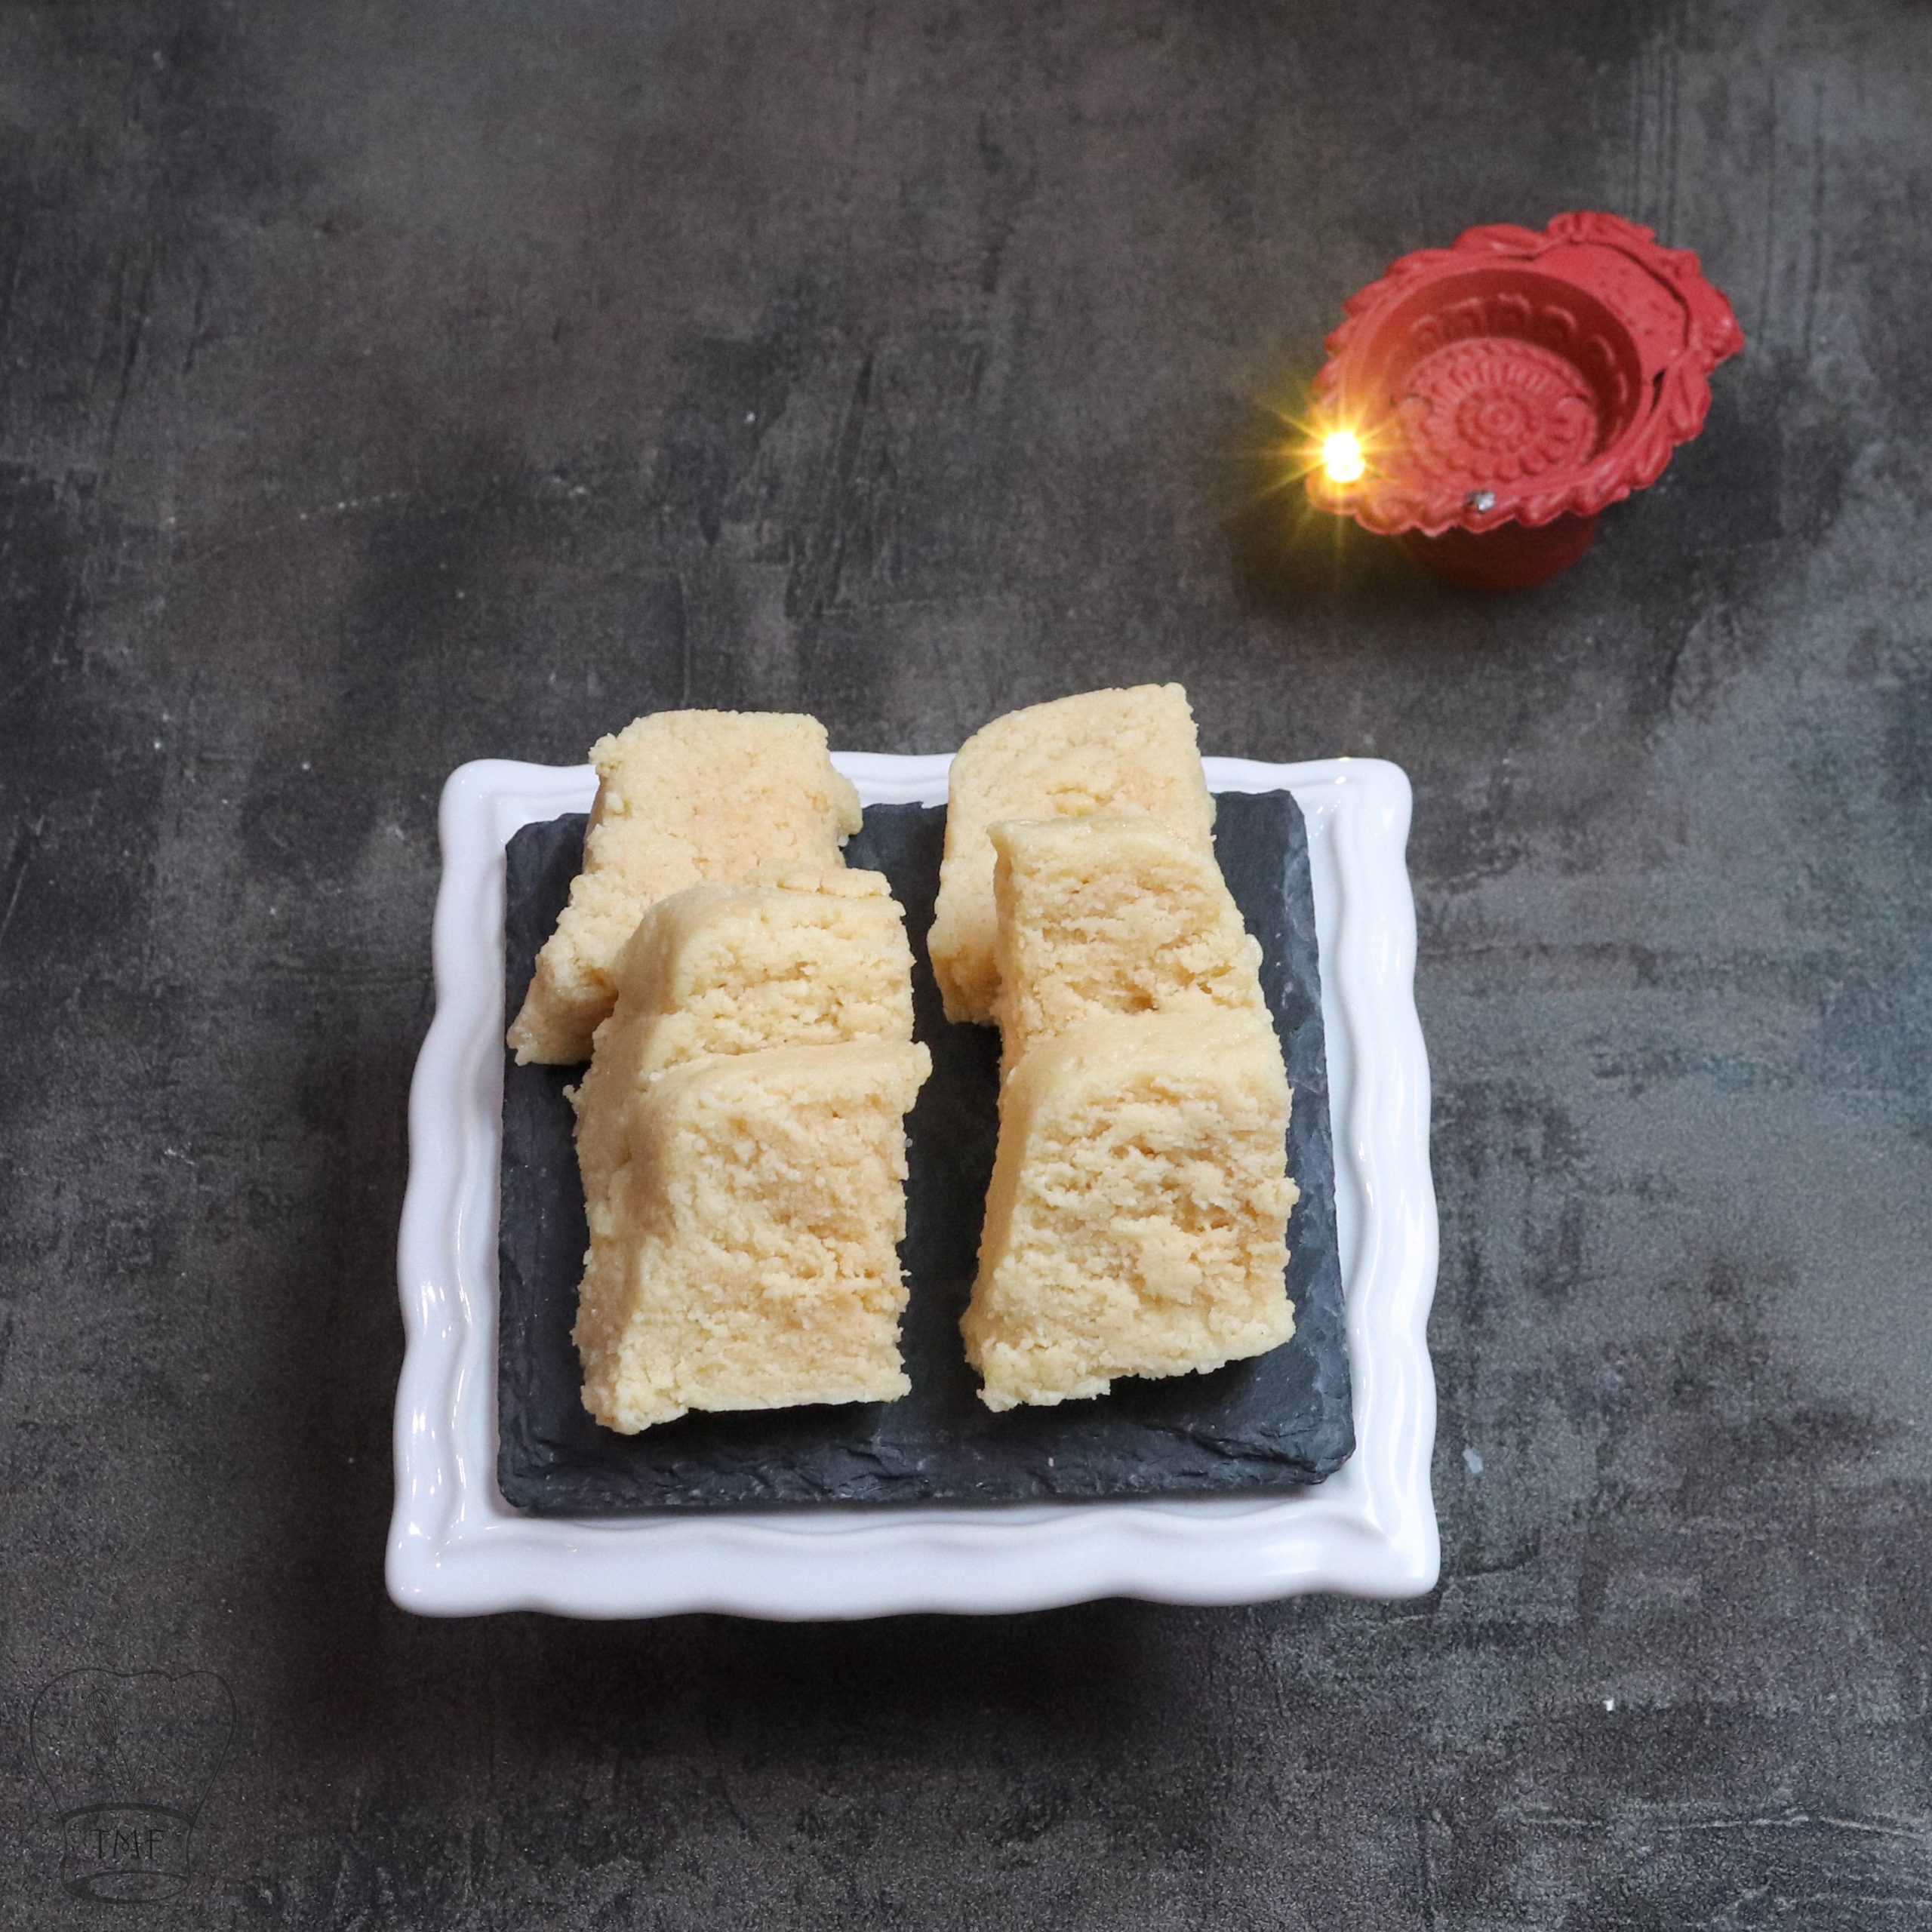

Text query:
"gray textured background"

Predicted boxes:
[[1, 2, 1927, 1927]]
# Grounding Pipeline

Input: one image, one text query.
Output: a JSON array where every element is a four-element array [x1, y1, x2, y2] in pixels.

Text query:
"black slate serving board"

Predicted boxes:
[[497, 791, 1353, 1512]]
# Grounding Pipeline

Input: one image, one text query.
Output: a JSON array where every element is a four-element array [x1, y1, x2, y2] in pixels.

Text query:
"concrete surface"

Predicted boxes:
[[0, 2, 1927, 1926]]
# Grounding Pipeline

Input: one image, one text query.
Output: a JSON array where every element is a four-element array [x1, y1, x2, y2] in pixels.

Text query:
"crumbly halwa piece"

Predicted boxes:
[[571, 869, 915, 1217], [577, 1040, 931, 1433], [929, 685, 1214, 1025], [507, 710, 862, 1064], [990, 814, 1265, 1076], [962, 1011, 1296, 1412]]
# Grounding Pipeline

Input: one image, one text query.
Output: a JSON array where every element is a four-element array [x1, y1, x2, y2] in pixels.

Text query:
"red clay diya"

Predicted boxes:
[[1304, 211, 1743, 590]]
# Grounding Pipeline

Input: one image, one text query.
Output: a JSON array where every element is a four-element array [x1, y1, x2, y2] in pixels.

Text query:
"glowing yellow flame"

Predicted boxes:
[[1321, 430, 1365, 486]]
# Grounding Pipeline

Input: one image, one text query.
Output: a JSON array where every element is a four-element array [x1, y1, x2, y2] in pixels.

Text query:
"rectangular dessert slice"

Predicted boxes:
[[571, 869, 915, 1218], [962, 1011, 1296, 1412], [577, 1038, 931, 1433], [507, 709, 863, 1064], [929, 685, 1214, 1025], [990, 813, 1266, 1075]]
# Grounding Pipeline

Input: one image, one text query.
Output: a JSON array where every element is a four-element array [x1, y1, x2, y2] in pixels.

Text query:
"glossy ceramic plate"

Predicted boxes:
[[388, 753, 1439, 1618]]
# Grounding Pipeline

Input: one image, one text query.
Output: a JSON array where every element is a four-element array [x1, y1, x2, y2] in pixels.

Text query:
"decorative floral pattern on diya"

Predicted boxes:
[[1400, 340, 1598, 487], [1304, 211, 1743, 585]]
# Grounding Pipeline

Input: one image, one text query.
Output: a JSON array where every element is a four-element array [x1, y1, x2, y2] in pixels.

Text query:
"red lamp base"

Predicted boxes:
[[1398, 512, 1599, 592], [1305, 213, 1743, 592]]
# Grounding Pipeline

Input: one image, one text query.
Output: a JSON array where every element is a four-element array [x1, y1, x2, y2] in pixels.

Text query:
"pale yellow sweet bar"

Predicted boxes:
[[929, 685, 1215, 1025], [571, 869, 915, 1228], [990, 813, 1265, 1076], [577, 1038, 931, 1434], [507, 710, 863, 1064], [963, 1011, 1296, 1412]]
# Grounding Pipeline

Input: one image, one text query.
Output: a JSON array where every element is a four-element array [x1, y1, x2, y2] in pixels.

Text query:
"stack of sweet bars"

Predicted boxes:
[[509, 689, 1298, 1438], [931, 685, 1300, 1411], [509, 712, 928, 1433]]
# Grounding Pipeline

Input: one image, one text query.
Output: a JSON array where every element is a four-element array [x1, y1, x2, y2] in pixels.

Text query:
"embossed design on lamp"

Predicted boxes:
[[1306, 211, 1744, 589]]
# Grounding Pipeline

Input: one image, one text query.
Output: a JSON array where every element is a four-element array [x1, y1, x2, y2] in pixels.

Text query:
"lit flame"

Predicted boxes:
[[1320, 430, 1365, 486]]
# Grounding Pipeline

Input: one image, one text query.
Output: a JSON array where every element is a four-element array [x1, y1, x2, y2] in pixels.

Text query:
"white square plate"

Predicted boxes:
[[389, 753, 1438, 1618]]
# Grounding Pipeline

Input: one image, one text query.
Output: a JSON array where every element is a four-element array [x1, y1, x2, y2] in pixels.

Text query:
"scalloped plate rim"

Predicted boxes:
[[387, 751, 1440, 1618]]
